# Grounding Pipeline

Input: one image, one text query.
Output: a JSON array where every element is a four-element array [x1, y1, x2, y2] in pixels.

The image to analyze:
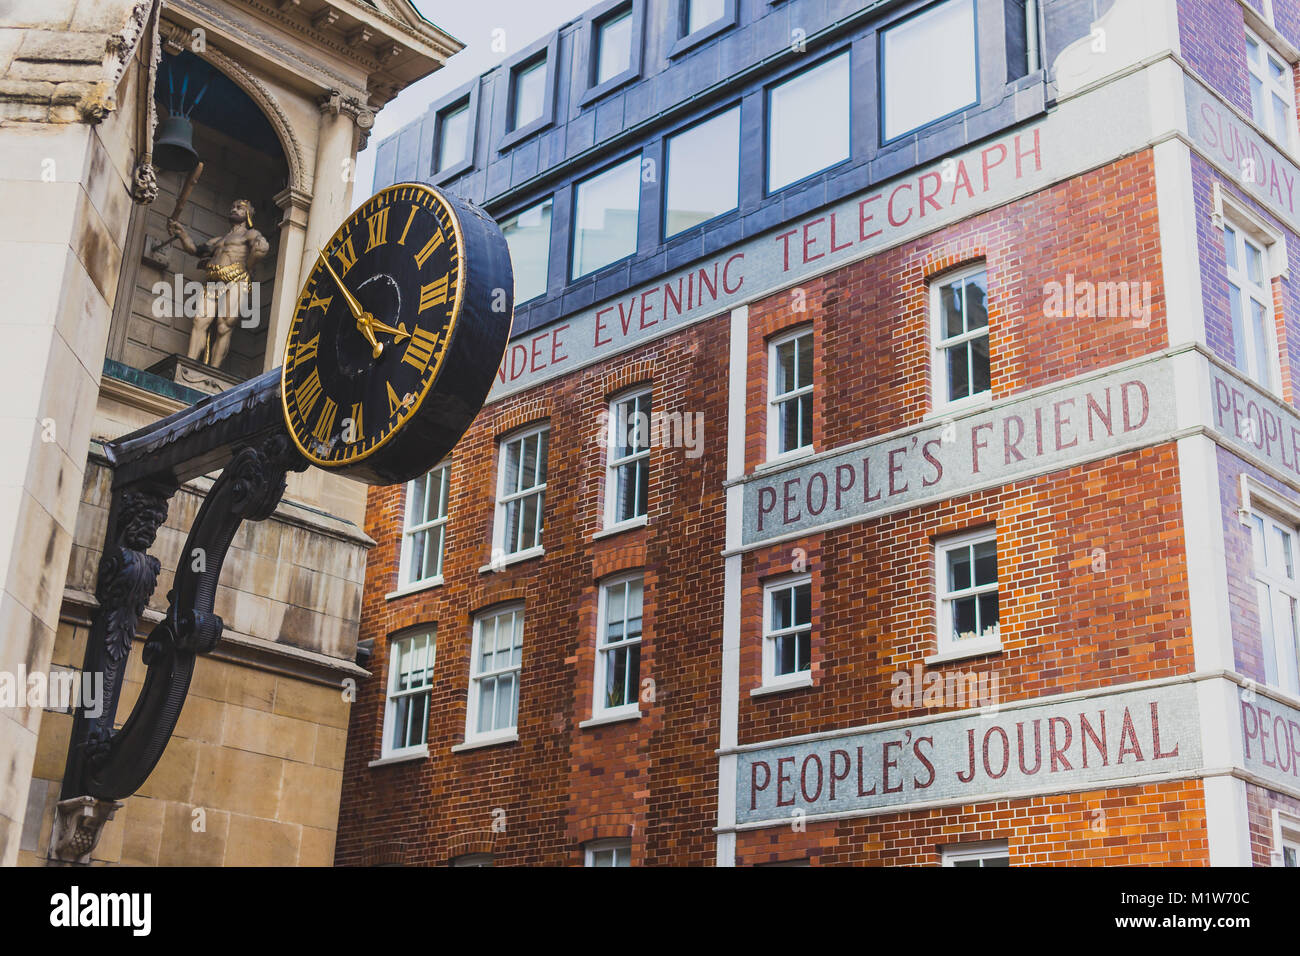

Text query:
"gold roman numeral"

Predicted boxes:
[[349, 402, 364, 442], [295, 368, 323, 419], [413, 229, 445, 269], [397, 206, 417, 246], [402, 325, 440, 374], [365, 207, 389, 251], [307, 294, 333, 313], [419, 276, 450, 313], [387, 380, 403, 417], [293, 333, 319, 368], [332, 236, 358, 276], [312, 396, 338, 444]]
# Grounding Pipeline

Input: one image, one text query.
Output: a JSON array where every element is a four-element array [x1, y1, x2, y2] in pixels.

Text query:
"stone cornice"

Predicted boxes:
[[61, 589, 369, 686]]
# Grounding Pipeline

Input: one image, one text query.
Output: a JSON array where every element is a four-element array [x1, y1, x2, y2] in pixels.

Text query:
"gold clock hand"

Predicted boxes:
[[317, 249, 383, 358], [316, 250, 365, 321], [367, 318, 410, 343]]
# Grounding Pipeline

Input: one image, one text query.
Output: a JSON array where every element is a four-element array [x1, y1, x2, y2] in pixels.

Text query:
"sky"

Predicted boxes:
[[352, 0, 596, 209]]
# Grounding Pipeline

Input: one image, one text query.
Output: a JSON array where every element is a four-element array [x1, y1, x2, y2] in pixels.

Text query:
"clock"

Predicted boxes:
[[280, 182, 514, 485]]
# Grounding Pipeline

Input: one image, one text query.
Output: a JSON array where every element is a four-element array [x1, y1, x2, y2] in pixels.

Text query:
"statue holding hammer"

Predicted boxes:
[[167, 195, 270, 369]]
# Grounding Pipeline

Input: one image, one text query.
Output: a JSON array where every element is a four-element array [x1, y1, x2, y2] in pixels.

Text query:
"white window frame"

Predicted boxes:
[[930, 264, 991, 413], [379, 630, 435, 760], [1222, 212, 1284, 396], [1245, 26, 1297, 151], [604, 389, 652, 529], [492, 425, 548, 564], [767, 326, 814, 463], [593, 573, 644, 719], [941, 840, 1009, 867], [1244, 487, 1300, 697], [584, 839, 632, 866], [398, 462, 450, 590], [935, 528, 1001, 659], [464, 604, 524, 746], [761, 574, 812, 690], [1273, 809, 1300, 867]]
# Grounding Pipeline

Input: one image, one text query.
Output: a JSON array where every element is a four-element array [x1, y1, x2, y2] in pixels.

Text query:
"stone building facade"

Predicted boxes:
[[337, 0, 1300, 866], [0, 0, 458, 866]]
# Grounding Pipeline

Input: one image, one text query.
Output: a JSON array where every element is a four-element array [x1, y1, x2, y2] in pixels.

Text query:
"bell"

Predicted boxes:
[[154, 115, 199, 172]]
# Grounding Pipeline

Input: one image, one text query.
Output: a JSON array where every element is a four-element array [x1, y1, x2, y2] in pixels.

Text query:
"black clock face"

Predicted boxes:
[[281, 183, 462, 468]]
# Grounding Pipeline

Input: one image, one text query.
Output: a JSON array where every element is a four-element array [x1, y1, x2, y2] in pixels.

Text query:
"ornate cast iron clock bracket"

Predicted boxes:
[[55, 182, 513, 863], [59, 371, 307, 835]]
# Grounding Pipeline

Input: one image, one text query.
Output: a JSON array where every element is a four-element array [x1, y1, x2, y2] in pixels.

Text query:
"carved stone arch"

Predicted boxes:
[[159, 20, 310, 194], [200, 46, 310, 193]]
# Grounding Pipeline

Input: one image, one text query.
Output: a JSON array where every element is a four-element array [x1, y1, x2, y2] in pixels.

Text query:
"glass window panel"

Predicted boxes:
[[409, 474, 427, 525], [971, 335, 991, 395], [1274, 94, 1290, 142], [796, 335, 812, 388], [504, 440, 521, 495], [942, 282, 965, 337], [1283, 596, 1300, 693], [965, 273, 989, 329], [777, 633, 797, 674], [776, 339, 797, 395], [977, 591, 999, 635], [687, 0, 725, 33], [437, 103, 469, 172], [952, 595, 977, 639], [1251, 74, 1266, 125], [947, 342, 971, 401], [596, 10, 632, 85], [665, 108, 740, 236], [607, 581, 626, 626], [794, 583, 811, 625], [949, 547, 972, 591], [1224, 227, 1239, 270], [772, 587, 793, 631], [536, 431, 549, 484], [1251, 300, 1272, 388], [1259, 581, 1280, 686], [511, 58, 547, 130], [973, 539, 997, 585], [478, 679, 496, 733], [1277, 527, 1295, 579], [501, 199, 553, 303], [1246, 240, 1264, 284], [634, 458, 649, 517], [768, 54, 850, 191], [882, 0, 978, 140], [573, 157, 641, 278]]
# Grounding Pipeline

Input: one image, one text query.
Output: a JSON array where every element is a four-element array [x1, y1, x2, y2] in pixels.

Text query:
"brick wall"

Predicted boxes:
[[1178, 0, 1252, 117], [335, 314, 730, 866], [336, 145, 1218, 866], [735, 779, 1208, 866]]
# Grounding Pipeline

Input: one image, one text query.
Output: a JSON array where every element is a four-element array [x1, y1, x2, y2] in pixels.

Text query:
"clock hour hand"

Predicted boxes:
[[316, 249, 383, 358], [366, 317, 410, 344]]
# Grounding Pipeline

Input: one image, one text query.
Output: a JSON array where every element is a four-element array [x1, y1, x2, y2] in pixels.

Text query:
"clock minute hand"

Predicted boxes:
[[317, 249, 383, 358]]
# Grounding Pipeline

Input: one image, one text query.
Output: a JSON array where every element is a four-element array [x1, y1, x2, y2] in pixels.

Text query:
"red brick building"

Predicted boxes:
[[336, 0, 1300, 866]]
